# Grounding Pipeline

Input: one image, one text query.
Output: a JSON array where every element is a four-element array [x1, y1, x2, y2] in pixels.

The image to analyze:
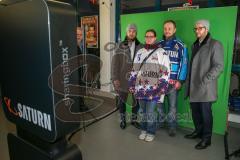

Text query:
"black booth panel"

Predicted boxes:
[[47, 0, 81, 139], [0, 0, 55, 141], [0, 0, 80, 142]]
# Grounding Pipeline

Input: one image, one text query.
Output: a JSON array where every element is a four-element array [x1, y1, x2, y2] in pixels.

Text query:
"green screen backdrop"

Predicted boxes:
[[121, 6, 238, 135]]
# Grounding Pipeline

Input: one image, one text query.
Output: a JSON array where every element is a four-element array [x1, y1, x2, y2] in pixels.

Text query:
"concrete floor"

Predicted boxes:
[[0, 106, 240, 160]]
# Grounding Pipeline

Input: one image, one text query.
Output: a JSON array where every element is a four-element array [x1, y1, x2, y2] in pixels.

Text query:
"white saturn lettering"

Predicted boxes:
[[17, 103, 52, 131]]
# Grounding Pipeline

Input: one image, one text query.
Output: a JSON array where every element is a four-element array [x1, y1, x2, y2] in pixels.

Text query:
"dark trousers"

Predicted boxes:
[[118, 92, 139, 122], [190, 102, 213, 141]]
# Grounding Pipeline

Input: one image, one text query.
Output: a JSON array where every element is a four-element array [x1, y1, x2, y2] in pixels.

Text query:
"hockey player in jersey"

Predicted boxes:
[[157, 20, 188, 137], [129, 29, 170, 142]]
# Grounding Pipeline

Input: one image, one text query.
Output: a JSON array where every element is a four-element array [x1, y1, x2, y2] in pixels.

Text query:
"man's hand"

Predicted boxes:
[[174, 81, 182, 90], [113, 80, 120, 91]]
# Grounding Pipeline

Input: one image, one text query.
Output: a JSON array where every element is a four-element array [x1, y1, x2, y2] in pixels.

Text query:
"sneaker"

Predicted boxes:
[[138, 131, 147, 140], [145, 134, 155, 142]]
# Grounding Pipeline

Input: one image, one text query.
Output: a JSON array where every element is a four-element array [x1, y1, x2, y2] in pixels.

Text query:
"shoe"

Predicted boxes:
[[145, 134, 155, 142], [120, 120, 126, 129], [168, 128, 176, 137], [184, 131, 201, 139], [195, 140, 211, 150], [139, 131, 147, 140], [131, 121, 141, 129]]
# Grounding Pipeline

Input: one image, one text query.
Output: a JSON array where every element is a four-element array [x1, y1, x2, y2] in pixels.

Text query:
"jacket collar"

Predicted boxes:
[[144, 43, 158, 50], [124, 36, 140, 46], [193, 33, 211, 47], [161, 35, 176, 47], [162, 34, 176, 41]]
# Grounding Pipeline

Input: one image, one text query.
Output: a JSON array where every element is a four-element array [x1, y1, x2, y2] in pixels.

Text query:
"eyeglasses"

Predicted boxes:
[[193, 26, 206, 32], [145, 36, 155, 38]]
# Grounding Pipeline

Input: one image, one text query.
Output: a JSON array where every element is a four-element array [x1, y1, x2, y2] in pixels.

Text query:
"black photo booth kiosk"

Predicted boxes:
[[0, 0, 82, 159]]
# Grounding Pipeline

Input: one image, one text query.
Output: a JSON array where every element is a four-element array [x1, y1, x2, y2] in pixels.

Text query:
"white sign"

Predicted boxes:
[[168, 5, 199, 11]]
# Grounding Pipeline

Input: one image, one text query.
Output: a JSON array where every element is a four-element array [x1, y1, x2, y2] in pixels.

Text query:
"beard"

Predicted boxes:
[[127, 36, 136, 42]]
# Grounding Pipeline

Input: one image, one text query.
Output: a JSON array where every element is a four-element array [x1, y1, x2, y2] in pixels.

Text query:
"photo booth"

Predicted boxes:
[[0, 0, 82, 159]]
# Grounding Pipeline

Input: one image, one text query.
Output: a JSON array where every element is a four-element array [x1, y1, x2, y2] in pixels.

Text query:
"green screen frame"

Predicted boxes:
[[121, 6, 238, 135]]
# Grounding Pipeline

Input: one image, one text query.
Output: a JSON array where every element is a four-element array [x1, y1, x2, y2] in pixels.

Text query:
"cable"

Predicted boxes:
[[67, 107, 118, 141]]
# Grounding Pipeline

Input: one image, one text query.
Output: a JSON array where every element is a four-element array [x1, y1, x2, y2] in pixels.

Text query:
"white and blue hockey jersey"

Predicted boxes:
[[158, 36, 188, 81], [128, 47, 170, 103]]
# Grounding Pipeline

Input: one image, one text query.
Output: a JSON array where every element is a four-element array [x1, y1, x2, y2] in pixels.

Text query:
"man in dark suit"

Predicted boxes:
[[111, 24, 142, 129], [185, 20, 224, 149], [77, 26, 88, 111], [77, 26, 83, 54]]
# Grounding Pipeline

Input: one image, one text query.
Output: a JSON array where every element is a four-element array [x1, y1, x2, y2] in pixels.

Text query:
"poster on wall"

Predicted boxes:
[[81, 15, 98, 48]]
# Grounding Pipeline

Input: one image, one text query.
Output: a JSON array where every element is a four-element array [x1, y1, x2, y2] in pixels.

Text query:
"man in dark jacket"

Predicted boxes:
[[77, 26, 88, 111], [77, 26, 83, 54], [111, 24, 142, 129], [184, 20, 224, 150]]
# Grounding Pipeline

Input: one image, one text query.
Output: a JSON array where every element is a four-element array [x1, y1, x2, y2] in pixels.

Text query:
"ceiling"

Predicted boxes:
[[1, 0, 238, 11], [121, 0, 208, 10]]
